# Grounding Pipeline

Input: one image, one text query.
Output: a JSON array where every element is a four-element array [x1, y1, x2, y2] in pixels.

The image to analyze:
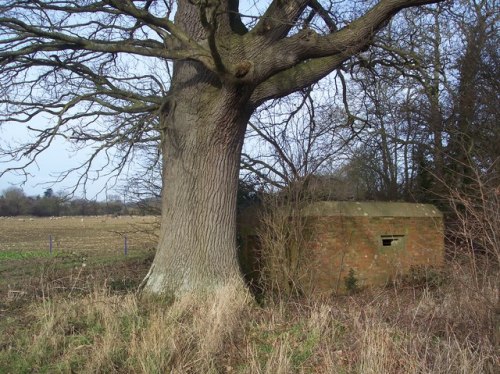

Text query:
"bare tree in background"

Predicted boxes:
[[0, 0, 443, 296], [321, 0, 499, 203], [242, 86, 361, 189]]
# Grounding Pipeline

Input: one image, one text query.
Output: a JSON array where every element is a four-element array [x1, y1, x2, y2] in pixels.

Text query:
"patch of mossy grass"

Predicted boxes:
[[344, 268, 360, 294]]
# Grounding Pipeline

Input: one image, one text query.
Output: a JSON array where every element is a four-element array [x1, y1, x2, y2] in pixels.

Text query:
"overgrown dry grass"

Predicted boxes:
[[1, 257, 497, 373], [256, 194, 315, 298], [1, 189, 499, 373]]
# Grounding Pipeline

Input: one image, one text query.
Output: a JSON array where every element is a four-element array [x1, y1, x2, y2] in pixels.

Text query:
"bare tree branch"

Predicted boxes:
[[251, 0, 310, 41], [248, 0, 443, 91]]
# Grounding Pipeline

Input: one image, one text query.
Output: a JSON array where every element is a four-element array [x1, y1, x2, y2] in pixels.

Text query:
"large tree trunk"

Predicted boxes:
[[142, 1, 253, 296], [143, 82, 252, 295]]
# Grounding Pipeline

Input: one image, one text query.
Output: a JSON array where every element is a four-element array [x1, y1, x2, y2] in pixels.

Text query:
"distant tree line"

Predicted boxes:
[[0, 187, 155, 217]]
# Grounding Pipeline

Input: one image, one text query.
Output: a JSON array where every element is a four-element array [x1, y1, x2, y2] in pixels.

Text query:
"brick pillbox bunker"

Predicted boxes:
[[238, 201, 444, 295]]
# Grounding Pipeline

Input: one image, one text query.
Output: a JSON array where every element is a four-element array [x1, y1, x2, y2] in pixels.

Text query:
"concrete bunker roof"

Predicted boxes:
[[302, 201, 442, 218]]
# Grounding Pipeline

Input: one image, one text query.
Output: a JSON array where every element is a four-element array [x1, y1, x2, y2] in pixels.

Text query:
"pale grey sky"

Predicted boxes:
[[0, 119, 115, 198]]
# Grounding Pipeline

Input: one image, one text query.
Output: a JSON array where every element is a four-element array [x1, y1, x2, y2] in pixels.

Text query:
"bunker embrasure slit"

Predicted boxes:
[[381, 235, 405, 247]]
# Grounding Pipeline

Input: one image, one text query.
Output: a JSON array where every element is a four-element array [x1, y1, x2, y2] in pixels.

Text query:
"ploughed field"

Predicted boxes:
[[0, 215, 159, 297]]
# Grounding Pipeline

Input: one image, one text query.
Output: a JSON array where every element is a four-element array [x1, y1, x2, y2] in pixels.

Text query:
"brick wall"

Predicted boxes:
[[238, 202, 445, 295], [302, 215, 444, 294]]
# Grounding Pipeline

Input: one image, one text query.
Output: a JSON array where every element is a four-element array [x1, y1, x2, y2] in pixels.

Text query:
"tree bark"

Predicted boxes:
[[141, 1, 253, 295], [143, 71, 252, 295]]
